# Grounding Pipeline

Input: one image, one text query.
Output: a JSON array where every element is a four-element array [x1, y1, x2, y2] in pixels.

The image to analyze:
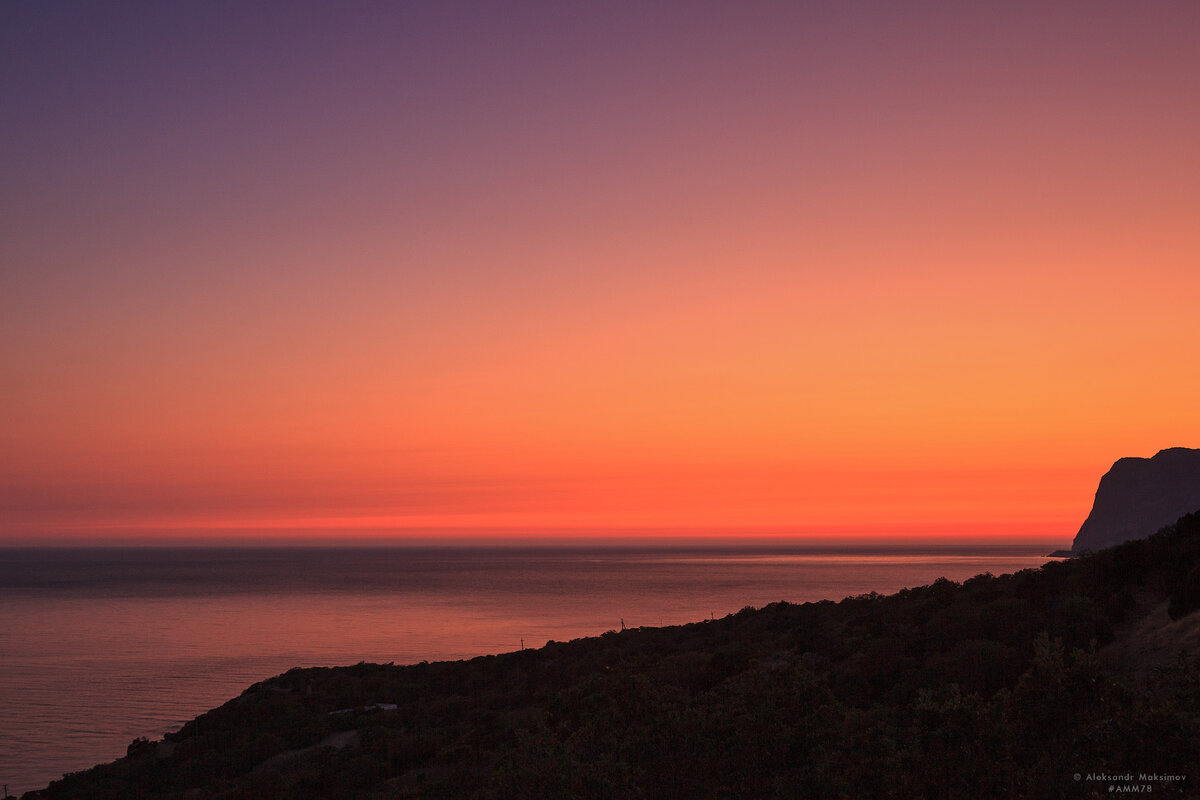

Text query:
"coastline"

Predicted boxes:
[[2, 543, 1059, 795], [19, 516, 1200, 798]]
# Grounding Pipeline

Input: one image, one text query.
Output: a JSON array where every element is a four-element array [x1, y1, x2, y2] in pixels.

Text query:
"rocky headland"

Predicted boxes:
[[1072, 447, 1200, 553]]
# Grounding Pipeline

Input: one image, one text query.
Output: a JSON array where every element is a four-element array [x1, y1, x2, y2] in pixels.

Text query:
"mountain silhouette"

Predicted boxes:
[[1072, 446, 1200, 553]]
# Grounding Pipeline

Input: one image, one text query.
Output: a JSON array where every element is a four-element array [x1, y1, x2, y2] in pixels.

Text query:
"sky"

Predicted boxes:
[[3, 1, 1199, 545]]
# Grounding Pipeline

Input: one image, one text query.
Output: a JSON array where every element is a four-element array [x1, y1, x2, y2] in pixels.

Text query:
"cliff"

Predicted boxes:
[[1072, 447, 1200, 553]]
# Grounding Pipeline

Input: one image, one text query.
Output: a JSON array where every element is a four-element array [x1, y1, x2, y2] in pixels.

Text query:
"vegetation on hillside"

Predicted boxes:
[[25, 513, 1200, 799]]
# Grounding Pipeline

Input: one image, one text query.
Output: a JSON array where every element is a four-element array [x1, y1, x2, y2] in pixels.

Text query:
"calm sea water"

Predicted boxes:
[[0, 544, 1056, 794]]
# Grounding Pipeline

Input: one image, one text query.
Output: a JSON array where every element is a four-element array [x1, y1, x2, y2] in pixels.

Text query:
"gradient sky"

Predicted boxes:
[[3, 1, 1198, 544]]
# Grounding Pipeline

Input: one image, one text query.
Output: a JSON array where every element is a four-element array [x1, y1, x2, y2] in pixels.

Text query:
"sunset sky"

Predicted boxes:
[[3, 1, 1198, 544]]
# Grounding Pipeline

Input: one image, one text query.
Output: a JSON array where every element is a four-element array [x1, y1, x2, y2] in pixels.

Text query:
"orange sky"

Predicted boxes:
[[2, 2, 1198, 544]]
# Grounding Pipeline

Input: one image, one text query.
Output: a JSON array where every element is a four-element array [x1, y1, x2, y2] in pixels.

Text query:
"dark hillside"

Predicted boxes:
[[26, 513, 1200, 799]]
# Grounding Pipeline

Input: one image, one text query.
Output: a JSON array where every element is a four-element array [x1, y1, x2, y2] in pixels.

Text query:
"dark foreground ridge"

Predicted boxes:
[[26, 515, 1200, 800]]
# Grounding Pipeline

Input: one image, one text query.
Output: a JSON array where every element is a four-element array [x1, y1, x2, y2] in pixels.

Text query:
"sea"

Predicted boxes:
[[0, 543, 1058, 795]]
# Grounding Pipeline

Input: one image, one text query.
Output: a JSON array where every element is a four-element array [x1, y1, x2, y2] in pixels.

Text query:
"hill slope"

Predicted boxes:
[[26, 514, 1200, 800]]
